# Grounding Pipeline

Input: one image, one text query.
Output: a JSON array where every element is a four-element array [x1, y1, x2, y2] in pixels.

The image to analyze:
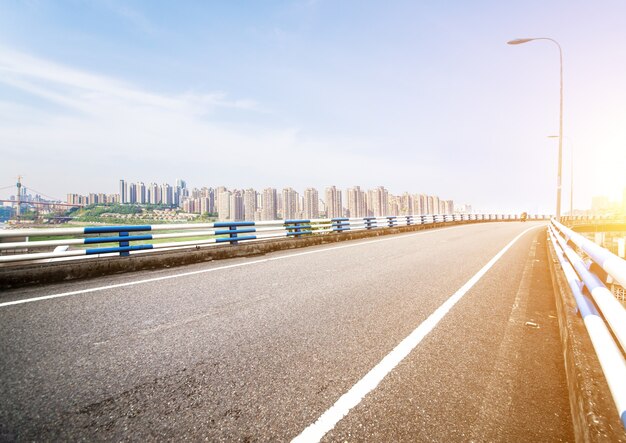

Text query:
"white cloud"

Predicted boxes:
[[0, 47, 401, 199]]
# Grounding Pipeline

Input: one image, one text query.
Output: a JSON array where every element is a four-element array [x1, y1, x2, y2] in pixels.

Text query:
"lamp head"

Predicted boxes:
[[507, 38, 535, 45]]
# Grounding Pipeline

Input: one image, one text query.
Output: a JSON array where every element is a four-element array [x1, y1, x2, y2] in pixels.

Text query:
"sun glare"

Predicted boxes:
[[589, 141, 626, 201]]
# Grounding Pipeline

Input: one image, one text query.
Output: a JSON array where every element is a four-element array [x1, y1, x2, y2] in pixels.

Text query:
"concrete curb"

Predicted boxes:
[[0, 220, 484, 290], [546, 230, 626, 442]]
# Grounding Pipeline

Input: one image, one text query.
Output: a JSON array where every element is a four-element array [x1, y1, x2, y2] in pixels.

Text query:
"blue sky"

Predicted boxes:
[[1, 0, 625, 213]]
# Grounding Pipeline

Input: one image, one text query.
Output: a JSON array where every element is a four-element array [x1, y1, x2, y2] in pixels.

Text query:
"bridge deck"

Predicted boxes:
[[0, 221, 573, 441]]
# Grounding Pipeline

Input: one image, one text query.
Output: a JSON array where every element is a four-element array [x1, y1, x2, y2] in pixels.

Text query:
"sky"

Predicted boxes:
[[1, 0, 625, 214]]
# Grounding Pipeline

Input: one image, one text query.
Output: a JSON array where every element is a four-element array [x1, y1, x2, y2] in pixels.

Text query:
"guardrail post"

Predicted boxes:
[[213, 221, 256, 245], [285, 219, 311, 238], [387, 216, 396, 228], [331, 218, 350, 232], [228, 225, 239, 245], [119, 231, 129, 256], [364, 217, 375, 230]]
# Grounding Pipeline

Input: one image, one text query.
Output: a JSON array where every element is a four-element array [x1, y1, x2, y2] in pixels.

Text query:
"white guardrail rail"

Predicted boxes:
[[0, 213, 546, 265], [549, 219, 626, 429]]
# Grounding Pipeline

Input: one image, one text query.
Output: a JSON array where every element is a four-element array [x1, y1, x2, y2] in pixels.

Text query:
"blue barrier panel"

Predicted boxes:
[[84, 225, 152, 234], [285, 220, 313, 238], [84, 234, 153, 244], [213, 221, 255, 227], [285, 224, 312, 230], [331, 219, 350, 232], [215, 235, 257, 243], [213, 222, 256, 245], [364, 217, 377, 230], [331, 220, 350, 232], [85, 244, 154, 255], [214, 228, 256, 236]]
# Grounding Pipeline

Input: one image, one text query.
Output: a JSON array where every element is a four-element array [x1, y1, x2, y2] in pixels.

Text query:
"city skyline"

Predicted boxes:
[[64, 178, 463, 221], [7, 174, 625, 218], [1, 1, 626, 214]]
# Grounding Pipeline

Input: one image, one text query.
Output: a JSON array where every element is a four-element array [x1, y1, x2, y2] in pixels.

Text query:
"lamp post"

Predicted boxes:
[[508, 37, 564, 219], [548, 135, 573, 215]]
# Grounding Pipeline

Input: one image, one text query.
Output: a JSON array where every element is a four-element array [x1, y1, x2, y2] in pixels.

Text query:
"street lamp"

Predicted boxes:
[[548, 135, 573, 215], [508, 37, 564, 219]]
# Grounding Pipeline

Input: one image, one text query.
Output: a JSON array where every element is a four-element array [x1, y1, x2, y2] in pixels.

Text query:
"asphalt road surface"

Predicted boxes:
[[0, 222, 574, 441]]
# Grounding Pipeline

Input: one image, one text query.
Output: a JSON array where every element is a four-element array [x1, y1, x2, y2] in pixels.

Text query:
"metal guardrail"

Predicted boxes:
[[549, 219, 626, 428], [560, 215, 626, 228], [0, 213, 547, 265], [552, 219, 626, 290]]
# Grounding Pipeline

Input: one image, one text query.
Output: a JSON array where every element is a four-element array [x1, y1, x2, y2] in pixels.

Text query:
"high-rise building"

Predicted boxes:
[[325, 186, 342, 219], [218, 190, 231, 220], [282, 187, 299, 220], [243, 188, 257, 220], [346, 186, 367, 218], [119, 179, 127, 204], [127, 182, 137, 204], [262, 188, 278, 221], [426, 195, 434, 214], [388, 195, 400, 216], [136, 182, 146, 204], [367, 186, 388, 217], [432, 196, 440, 214], [202, 187, 215, 213], [215, 186, 227, 215], [400, 192, 413, 215], [200, 197, 211, 215], [182, 199, 193, 213], [417, 194, 427, 214], [303, 188, 319, 219], [230, 190, 244, 221], [148, 183, 160, 204], [161, 183, 173, 206]]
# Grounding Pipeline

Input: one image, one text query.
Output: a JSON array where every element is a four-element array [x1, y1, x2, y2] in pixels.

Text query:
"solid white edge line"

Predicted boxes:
[[0, 223, 486, 308], [291, 225, 539, 443]]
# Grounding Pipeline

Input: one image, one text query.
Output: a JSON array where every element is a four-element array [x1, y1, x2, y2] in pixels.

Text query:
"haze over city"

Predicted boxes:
[[2, 0, 626, 213]]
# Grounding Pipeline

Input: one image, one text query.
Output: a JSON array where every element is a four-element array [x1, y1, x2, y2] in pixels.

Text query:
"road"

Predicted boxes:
[[0, 222, 573, 441]]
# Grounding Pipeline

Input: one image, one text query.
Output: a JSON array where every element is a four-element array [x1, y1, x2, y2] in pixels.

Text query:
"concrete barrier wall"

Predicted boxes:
[[546, 234, 626, 442]]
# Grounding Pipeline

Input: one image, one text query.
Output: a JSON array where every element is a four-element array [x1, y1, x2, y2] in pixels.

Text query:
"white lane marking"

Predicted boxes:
[[291, 225, 539, 443], [0, 223, 491, 308]]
